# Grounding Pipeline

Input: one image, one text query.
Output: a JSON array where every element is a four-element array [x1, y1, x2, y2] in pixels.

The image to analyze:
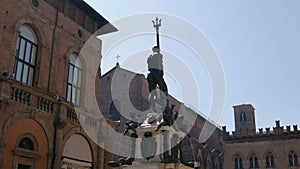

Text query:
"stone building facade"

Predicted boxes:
[[223, 104, 300, 169], [0, 0, 116, 169], [99, 64, 224, 169]]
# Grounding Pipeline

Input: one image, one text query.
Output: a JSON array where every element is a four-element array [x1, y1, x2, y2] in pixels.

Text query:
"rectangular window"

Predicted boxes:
[[18, 164, 31, 169]]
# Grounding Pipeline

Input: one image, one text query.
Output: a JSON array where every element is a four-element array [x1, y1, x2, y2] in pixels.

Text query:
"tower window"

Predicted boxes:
[[32, 0, 38, 7], [240, 112, 246, 122], [77, 29, 82, 37], [109, 100, 121, 121]]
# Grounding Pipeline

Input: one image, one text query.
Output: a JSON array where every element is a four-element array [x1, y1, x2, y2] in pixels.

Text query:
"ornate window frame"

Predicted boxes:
[[13, 134, 40, 169], [248, 152, 259, 168], [233, 153, 243, 169], [288, 150, 298, 167], [264, 151, 275, 168]]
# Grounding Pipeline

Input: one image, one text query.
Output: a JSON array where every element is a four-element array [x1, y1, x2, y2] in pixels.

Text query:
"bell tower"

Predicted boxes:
[[233, 104, 256, 136]]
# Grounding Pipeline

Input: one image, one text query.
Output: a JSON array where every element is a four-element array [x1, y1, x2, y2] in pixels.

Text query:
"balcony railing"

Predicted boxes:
[[0, 77, 99, 129], [11, 87, 30, 105], [37, 97, 54, 113]]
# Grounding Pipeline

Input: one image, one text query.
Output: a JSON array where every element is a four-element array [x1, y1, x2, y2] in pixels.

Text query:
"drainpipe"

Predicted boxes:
[[47, 0, 59, 93], [50, 2, 60, 169]]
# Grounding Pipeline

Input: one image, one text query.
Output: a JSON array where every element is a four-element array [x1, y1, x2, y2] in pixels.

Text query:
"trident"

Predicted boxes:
[[152, 17, 162, 50]]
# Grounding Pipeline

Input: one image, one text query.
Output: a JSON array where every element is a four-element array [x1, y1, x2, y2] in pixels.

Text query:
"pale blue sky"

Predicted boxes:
[[85, 0, 300, 131]]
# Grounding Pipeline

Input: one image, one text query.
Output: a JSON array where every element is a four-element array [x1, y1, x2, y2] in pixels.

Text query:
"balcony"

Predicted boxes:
[[0, 77, 99, 129]]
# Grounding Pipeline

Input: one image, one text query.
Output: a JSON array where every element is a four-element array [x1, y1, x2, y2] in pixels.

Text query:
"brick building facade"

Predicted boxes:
[[223, 104, 300, 169], [0, 0, 116, 169], [99, 64, 224, 169], [0, 1, 224, 169]]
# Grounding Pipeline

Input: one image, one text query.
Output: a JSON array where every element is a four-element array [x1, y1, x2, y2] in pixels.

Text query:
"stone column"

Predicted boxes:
[[171, 134, 179, 162], [97, 120, 104, 169], [162, 130, 170, 162], [92, 145, 100, 169], [0, 99, 8, 169], [52, 103, 66, 169], [98, 144, 105, 169], [53, 118, 65, 169], [130, 133, 138, 159], [0, 142, 5, 169]]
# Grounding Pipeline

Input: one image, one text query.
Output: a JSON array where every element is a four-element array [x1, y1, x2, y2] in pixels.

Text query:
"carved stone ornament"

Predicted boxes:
[[0, 99, 9, 111]]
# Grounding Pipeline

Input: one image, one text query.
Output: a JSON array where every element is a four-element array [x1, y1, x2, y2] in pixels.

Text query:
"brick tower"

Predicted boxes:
[[233, 104, 256, 136]]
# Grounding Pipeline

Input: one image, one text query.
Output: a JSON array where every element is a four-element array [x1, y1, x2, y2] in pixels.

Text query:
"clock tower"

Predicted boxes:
[[233, 104, 256, 136]]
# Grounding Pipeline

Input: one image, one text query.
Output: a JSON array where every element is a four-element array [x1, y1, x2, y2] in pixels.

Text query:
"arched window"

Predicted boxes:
[[14, 25, 38, 86], [66, 53, 82, 106], [15, 135, 38, 169], [289, 150, 298, 166], [109, 100, 121, 121], [240, 112, 246, 122], [234, 154, 243, 169], [18, 137, 34, 150], [265, 151, 275, 168], [249, 153, 259, 168]]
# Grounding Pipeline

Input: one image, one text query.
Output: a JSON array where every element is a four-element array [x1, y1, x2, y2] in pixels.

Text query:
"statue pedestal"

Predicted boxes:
[[107, 112, 193, 169], [122, 162, 192, 169], [125, 115, 192, 169]]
